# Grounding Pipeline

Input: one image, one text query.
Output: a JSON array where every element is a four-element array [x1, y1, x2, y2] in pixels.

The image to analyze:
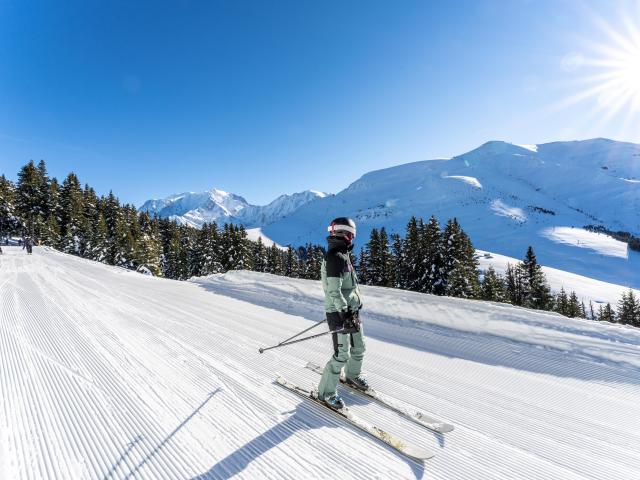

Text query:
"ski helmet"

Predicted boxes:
[[327, 217, 356, 241]]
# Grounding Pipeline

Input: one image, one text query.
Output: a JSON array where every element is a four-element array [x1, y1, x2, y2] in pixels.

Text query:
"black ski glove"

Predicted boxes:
[[339, 307, 360, 333]]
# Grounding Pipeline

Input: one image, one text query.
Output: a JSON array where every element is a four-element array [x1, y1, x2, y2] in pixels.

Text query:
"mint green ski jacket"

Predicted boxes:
[[321, 238, 363, 313]]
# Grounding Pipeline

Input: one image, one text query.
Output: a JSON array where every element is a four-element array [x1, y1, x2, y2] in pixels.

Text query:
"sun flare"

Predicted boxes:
[[558, 5, 640, 126]]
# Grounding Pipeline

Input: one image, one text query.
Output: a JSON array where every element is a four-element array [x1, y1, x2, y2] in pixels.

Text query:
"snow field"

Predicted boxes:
[[1, 247, 640, 479]]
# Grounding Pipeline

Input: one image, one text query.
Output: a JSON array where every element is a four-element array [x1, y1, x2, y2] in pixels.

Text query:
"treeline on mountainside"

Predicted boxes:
[[355, 217, 640, 327], [2, 160, 639, 327], [584, 225, 640, 252], [0, 160, 325, 280]]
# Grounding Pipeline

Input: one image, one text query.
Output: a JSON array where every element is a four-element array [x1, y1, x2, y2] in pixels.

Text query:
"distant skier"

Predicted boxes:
[[317, 217, 367, 409], [24, 236, 33, 255]]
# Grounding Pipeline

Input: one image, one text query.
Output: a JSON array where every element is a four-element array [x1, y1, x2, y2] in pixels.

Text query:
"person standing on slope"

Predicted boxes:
[[24, 236, 33, 254], [317, 217, 368, 409]]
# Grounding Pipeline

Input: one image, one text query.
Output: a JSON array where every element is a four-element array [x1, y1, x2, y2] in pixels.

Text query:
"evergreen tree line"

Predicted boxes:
[[0, 160, 326, 280], [3, 160, 638, 327], [356, 216, 640, 327]]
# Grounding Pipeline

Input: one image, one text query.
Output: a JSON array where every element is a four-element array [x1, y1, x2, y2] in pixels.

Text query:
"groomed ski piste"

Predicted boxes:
[[1, 246, 640, 479]]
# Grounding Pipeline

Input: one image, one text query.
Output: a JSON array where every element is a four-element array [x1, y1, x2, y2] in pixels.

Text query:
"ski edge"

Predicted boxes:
[[275, 376, 435, 461], [305, 362, 454, 433]]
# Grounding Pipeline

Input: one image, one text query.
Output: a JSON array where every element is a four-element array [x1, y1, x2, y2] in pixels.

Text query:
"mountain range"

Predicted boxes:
[[139, 189, 327, 229], [139, 138, 640, 288]]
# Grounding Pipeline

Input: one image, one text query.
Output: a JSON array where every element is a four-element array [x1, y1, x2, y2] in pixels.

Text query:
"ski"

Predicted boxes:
[[276, 376, 435, 461], [305, 362, 454, 433]]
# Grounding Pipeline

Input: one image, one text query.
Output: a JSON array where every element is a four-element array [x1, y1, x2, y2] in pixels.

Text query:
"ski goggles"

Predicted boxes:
[[327, 224, 356, 241]]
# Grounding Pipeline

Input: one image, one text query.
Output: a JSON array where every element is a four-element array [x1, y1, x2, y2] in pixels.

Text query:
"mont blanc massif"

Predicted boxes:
[[140, 138, 640, 289]]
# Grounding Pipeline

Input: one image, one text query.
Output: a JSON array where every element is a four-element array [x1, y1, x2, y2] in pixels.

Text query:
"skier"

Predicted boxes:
[[317, 217, 367, 409], [24, 236, 33, 255]]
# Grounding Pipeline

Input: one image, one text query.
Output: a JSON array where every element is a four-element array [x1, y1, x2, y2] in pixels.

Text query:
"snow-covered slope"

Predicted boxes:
[[2, 246, 640, 479], [262, 138, 640, 288], [139, 189, 327, 229]]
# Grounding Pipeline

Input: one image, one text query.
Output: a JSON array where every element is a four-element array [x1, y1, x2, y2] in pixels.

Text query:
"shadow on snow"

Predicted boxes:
[[192, 397, 426, 480], [193, 279, 640, 388]]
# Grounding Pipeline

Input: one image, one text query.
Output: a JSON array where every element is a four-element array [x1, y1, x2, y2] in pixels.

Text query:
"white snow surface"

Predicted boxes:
[[443, 175, 483, 189], [2, 246, 640, 479], [541, 227, 629, 259], [490, 199, 527, 223], [517, 144, 539, 152], [245, 228, 285, 250]]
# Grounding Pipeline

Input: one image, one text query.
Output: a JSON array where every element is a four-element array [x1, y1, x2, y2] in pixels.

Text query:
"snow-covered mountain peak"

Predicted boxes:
[[139, 188, 327, 229]]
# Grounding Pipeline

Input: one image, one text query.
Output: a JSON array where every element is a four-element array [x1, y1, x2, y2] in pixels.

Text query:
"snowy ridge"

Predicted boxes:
[[262, 138, 640, 288], [2, 247, 640, 479], [139, 189, 327, 229]]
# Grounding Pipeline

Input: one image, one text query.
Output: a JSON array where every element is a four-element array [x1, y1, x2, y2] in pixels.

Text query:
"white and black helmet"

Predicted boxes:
[[327, 217, 356, 238]]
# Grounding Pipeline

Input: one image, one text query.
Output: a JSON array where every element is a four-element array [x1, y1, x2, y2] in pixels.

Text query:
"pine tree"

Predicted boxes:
[[136, 212, 162, 275], [390, 233, 405, 289], [89, 214, 110, 262], [422, 216, 443, 294], [617, 290, 640, 326], [505, 264, 525, 306], [440, 218, 480, 297], [377, 227, 393, 287], [112, 205, 139, 269], [266, 244, 284, 275], [445, 223, 480, 298], [365, 228, 380, 285], [0, 175, 19, 239], [296, 256, 307, 279], [163, 224, 188, 279], [555, 288, 569, 316], [59, 173, 86, 254], [566, 291, 581, 318], [357, 247, 369, 284], [305, 245, 324, 280], [234, 225, 251, 270], [519, 246, 552, 310], [481, 267, 506, 302], [39, 172, 61, 247], [42, 214, 61, 248], [252, 236, 267, 273], [36, 160, 52, 222], [404, 217, 424, 291], [589, 300, 595, 320], [598, 303, 615, 322], [284, 245, 299, 278], [16, 160, 46, 237], [102, 191, 122, 264], [365, 228, 392, 287]]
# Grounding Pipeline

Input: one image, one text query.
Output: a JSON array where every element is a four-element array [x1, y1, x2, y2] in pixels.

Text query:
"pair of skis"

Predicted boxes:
[[276, 362, 454, 462]]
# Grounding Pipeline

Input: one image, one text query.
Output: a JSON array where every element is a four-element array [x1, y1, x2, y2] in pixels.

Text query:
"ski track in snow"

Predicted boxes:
[[1, 247, 640, 479]]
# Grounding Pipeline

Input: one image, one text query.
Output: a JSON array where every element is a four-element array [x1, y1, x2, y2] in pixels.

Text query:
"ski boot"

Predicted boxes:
[[344, 375, 369, 391], [323, 394, 345, 410]]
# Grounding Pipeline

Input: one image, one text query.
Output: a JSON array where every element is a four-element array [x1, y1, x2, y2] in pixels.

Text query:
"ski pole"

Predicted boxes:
[[276, 319, 326, 346], [259, 328, 345, 354]]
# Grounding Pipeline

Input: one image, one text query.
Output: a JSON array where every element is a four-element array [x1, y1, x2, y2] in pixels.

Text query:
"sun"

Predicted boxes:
[[557, 4, 640, 126]]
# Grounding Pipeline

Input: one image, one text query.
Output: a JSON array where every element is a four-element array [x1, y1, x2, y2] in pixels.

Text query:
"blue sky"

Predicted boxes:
[[1, 0, 639, 206]]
